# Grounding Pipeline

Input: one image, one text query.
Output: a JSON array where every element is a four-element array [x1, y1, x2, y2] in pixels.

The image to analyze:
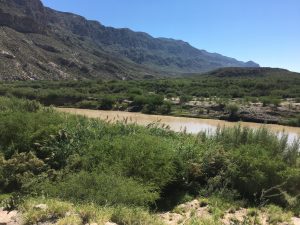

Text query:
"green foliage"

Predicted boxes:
[[0, 152, 46, 192], [76, 100, 99, 109], [180, 95, 193, 104], [177, 141, 230, 193], [1, 73, 299, 117], [228, 144, 287, 202], [265, 205, 292, 224], [21, 198, 164, 225], [81, 135, 175, 188], [282, 115, 300, 127], [225, 103, 239, 120], [21, 198, 74, 225], [140, 95, 164, 114], [131, 94, 165, 114], [99, 96, 115, 110], [156, 101, 172, 115], [0, 97, 299, 213], [261, 97, 282, 107], [207, 126, 300, 205], [110, 206, 164, 225], [0, 104, 64, 163], [0, 97, 41, 113], [42, 171, 158, 206], [212, 125, 290, 153]]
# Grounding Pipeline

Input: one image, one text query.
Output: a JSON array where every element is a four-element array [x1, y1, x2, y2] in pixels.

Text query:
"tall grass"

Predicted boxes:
[[211, 125, 299, 165]]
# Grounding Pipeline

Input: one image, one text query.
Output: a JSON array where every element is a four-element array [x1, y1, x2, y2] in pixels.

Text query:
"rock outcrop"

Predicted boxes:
[[0, 208, 21, 225]]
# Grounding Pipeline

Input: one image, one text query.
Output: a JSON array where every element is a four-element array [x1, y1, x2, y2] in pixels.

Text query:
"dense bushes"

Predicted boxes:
[[225, 103, 239, 121], [81, 135, 175, 188], [43, 171, 159, 206], [283, 115, 300, 127], [1, 77, 300, 128], [260, 97, 282, 107], [206, 126, 300, 207], [132, 94, 165, 114], [1, 73, 299, 113], [0, 152, 46, 192], [0, 97, 299, 213], [228, 144, 287, 201]]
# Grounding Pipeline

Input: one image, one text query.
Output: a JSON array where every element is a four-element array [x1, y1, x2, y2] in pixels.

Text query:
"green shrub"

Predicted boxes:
[[225, 103, 239, 120], [261, 97, 282, 107], [0, 110, 64, 158], [0, 97, 299, 212], [139, 95, 164, 114], [178, 141, 229, 192], [42, 171, 158, 207], [282, 115, 300, 127], [228, 144, 289, 202], [213, 126, 289, 153], [179, 95, 192, 104], [81, 134, 176, 188], [0, 97, 41, 112], [76, 100, 99, 109], [99, 96, 115, 110], [265, 205, 292, 224], [157, 102, 172, 115], [111, 206, 164, 225], [0, 152, 46, 192], [21, 198, 73, 225]]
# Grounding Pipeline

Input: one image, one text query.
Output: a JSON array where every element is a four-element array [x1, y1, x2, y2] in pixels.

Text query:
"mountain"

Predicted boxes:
[[0, 0, 259, 80]]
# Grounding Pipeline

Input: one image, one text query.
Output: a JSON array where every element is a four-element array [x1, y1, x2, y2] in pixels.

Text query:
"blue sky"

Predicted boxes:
[[41, 0, 300, 72]]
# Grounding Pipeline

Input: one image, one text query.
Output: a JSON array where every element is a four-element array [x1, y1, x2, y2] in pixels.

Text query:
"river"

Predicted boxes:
[[57, 108, 300, 144]]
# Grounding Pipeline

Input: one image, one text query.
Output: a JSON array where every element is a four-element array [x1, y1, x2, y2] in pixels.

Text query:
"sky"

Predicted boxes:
[[41, 0, 300, 72]]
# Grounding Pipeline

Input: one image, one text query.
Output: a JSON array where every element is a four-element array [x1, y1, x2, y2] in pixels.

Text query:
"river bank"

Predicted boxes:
[[57, 108, 300, 144], [164, 98, 300, 127], [1, 77, 300, 128]]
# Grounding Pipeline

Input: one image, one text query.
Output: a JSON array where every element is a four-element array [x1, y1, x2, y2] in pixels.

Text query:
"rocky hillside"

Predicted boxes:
[[0, 0, 259, 80]]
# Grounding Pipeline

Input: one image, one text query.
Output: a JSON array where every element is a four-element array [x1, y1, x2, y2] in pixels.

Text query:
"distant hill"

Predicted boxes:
[[0, 0, 259, 80], [203, 67, 300, 78]]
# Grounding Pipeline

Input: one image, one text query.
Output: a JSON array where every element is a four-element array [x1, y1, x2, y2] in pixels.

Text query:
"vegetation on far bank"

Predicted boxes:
[[0, 73, 300, 126], [0, 97, 300, 224]]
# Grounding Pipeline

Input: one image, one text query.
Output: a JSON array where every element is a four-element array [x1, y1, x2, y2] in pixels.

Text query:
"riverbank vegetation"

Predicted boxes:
[[0, 72, 300, 126], [0, 97, 300, 224]]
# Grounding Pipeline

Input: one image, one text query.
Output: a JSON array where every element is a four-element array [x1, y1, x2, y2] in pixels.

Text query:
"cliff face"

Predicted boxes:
[[0, 0, 47, 33], [0, 0, 259, 80]]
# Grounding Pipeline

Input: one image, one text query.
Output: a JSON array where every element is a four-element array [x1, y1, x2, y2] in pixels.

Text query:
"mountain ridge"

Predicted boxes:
[[0, 0, 260, 80]]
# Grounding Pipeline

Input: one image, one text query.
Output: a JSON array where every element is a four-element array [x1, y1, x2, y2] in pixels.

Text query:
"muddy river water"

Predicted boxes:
[[57, 108, 300, 144]]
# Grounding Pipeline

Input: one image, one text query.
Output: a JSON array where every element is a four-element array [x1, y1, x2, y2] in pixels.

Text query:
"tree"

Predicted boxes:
[[179, 95, 192, 104]]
